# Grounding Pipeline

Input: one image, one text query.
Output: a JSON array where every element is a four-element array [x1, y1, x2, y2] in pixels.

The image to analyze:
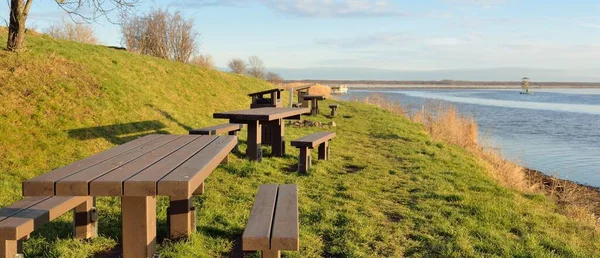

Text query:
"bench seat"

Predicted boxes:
[[0, 196, 97, 258], [189, 123, 243, 135], [243, 184, 299, 258], [291, 132, 336, 173]]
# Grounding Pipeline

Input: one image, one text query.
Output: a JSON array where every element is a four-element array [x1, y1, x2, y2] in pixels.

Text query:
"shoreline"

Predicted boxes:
[[525, 167, 600, 218], [348, 85, 600, 89]]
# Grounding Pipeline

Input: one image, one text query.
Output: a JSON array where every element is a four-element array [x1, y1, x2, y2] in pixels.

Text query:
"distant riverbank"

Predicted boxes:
[[349, 84, 600, 89]]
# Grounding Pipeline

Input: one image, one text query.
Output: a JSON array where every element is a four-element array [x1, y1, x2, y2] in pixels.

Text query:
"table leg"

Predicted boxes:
[[168, 195, 195, 239], [0, 239, 18, 258], [311, 99, 318, 116], [270, 119, 285, 157], [122, 196, 156, 258], [74, 196, 98, 239], [247, 121, 262, 161], [263, 249, 281, 258]]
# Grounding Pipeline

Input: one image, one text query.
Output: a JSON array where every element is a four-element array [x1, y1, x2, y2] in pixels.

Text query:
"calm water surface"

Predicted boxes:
[[340, 88, 600, 187]]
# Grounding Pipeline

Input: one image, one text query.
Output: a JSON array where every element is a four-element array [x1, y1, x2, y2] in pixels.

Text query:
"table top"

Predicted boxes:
[[213, 107, 309, 122], [303, 95, 326, 100], [248, 88, 284, 97], [22, 134, 237, 197]]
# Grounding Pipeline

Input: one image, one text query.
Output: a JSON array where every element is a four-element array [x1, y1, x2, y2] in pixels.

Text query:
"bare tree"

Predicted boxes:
[[191, 54, 215, 69], [7, 0, 137, 52], [46, 19, 98, 44], [228, 58, 246, 74], [266, 72, 283, 85], [247, 56, 265, 79], [121, 8, 198, 62]]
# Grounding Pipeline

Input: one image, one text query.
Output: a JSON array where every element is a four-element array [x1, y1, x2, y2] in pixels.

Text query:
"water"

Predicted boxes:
[[339, 88, 600, 187]]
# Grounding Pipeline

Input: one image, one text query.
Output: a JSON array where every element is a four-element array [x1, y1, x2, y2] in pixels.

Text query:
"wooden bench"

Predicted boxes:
[[189, 123, 243, 161], [0, 196, 97, 258], [243, 184, 298, 258], [329, 104, 339, 117], [291, 132, 336, 173]]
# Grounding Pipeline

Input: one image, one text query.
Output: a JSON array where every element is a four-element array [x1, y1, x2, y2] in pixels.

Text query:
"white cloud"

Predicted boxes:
[[174, 0, 408, 18]]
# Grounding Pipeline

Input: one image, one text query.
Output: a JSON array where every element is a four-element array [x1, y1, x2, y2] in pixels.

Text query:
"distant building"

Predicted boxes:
[[330, 84, 348, 94], [520, 77, 533, 94]]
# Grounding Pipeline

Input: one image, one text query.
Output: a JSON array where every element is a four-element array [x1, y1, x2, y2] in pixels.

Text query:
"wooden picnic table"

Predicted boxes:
[[21, 134, 237, 258], [214, 107, 309, 161], [303, 95, 326, 116]]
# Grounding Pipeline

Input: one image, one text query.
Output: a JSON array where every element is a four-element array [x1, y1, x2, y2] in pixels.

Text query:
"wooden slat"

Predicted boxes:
[[271, 184, 299, 251], [302, 95, 326, 100], [55, 135, 179, 196], [89, 136, 199, 196], [0, 197, 51, 223], [213, 108, 309, 122], [22, 134, 163, 196], [157, 136, 237, 197], [248, 88, 283, 96], [123, 136, 216, 196], [189, 123, 243, 135], [291, 132, 336, 148], [242, 184, 278, 251], [0, 197, 85, 240]]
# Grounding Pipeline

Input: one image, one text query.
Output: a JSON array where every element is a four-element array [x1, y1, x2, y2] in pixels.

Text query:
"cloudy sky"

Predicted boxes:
[[3, 0, 600, 81]]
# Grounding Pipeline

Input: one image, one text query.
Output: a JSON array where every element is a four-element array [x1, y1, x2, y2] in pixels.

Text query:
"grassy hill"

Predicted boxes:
[[1, 29, 599, 257]]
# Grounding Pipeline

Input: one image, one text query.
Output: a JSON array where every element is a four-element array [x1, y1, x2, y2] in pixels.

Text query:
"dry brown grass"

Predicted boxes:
[[281, 82, 332, 98], [360, 94, 600, 225]]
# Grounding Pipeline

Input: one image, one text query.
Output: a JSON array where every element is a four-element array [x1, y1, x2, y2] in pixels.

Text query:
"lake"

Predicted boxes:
[[339, 88, 600, 187]]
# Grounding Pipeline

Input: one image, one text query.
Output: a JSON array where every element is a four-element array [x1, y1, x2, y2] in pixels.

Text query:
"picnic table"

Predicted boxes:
[[294, 85, 313, 107], [303, 95, 326, 116], [21, 134, 237, 258], [214, 107, 309, 161], [248, 88, 283, 109]]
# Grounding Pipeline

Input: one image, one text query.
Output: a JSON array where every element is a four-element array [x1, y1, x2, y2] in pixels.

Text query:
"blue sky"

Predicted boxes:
[[2, 1, 600, 80]]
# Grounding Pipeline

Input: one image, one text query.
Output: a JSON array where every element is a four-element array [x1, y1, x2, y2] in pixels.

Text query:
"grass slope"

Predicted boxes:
[[1, 30, 599, 257]]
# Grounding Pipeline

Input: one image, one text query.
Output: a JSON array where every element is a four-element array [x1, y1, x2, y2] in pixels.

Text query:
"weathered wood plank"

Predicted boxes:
[[89, 136, 197, 196], [271, 184, 299, 251], [214, 108, 309, 122], [291, 132, 336, 148], [0, 197, 86, 240], [189, 123, 243, 135], [123, 136, 216, 196], [22, 134, 163, 196], [242, 184, 278, 251], [157, 136, 237, 197], [248, 88, 284, 97], [0, 197, 50, 223], [55, 135, 179, 196]]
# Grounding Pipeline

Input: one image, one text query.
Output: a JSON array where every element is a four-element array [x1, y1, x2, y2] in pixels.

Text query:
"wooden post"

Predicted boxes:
[[193, 182, 205, 195], [122, 196, 157, 258], [318, 141, 329, 160], [270, 92, 276, 106], [270, 119, 285, 157], [247, 121, 262, 161], [262, 249, 281, 258], [168, 195, 194, 239], [0, 239, 18, 258], [228, 131, 239, 153], [311, 99, 318, 116], [298, 147, 311, 173], [74, 196, 98, 239]]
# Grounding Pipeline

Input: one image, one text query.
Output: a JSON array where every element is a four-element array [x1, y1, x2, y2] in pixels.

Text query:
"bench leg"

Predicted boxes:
[[168, 195, 195, 239], [298, 147, 311, 173], [121, 196, 157, 258], [220, 154, 228, 164], [247, 121, 262, 161], [228, 131, 240, 154], [262, 249, 281, 258], [74, 196, 98, 239], [0, 239, 19, 258], [193, 182, 204, 195], [318, 141, 329, 160], [270, 119, 285, 157]]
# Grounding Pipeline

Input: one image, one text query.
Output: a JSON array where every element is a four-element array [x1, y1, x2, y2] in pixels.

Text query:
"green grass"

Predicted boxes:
[[1, 29, 599, 257]]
